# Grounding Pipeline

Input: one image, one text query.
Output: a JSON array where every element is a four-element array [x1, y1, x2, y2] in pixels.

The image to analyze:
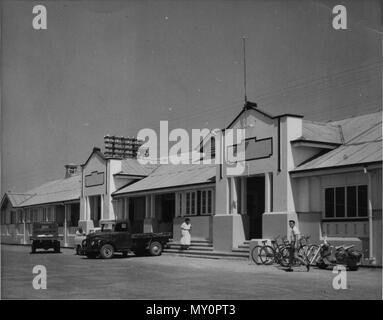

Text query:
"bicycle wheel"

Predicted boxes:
[[259, 246, 275, 265], [251, 245, 263, 265], [306, 244, 320, 265], [282, 246, 292, 266], [298, 245, 309, 257], [278, 247, 290, 267]]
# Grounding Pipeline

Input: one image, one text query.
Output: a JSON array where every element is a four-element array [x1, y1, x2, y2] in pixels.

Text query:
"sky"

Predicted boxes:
[[1, 0, 382, 194]]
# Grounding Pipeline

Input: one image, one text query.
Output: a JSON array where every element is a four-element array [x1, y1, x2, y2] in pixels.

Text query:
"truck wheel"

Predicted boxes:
[[100, 244, 114, 259], [149, 241, 163, 256]]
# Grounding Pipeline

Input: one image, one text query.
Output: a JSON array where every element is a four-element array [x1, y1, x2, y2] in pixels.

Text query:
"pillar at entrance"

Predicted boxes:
[[262, 211, 298, 240], [212, 214, 249, 252]]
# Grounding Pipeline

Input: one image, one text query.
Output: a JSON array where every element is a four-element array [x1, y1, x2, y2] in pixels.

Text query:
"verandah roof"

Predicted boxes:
[[113, 164, 216, 196]]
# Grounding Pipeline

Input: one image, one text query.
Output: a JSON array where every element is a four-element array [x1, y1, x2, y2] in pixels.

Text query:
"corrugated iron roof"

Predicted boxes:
[[21, 175, 81, 207], [299, 120, 343, 144], [118, 159, 159, 176], [1, 193, 34, 208], [330, 112, 382, 143], [113, 164, 216, 195], [292, 111, 382, 172]]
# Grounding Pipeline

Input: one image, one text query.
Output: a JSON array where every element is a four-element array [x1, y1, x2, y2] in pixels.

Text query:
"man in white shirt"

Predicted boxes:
[[287, 220, 310, 272]]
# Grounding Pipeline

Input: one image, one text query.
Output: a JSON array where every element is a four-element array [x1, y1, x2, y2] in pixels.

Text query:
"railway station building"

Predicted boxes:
[[1, 102, 381, 264]]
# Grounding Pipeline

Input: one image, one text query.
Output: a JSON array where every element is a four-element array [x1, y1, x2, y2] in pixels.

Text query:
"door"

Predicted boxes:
[[247, 176, 265, 239], [159, 193, 175, 233], [113, 222, 132, 250]]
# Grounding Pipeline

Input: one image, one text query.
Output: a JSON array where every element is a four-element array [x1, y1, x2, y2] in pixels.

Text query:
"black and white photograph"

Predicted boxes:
[[0, 0, 382, 306]]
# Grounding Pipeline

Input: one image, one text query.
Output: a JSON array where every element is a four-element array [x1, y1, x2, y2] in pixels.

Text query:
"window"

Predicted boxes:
[[325, 185, 368, 219], [10, 210, 16, 224], [70, 203, 80, 227], [186, 192, 190, 215], [197, 191, 201, 215], [182, 189, 214, 216], [191, 192, 196, 215], [120, 199, 125, 220], [202, 191, 206, 214], [211, 137, 216, 158], [200, 189, 213, 215], [358, 185, 368, 217], [46, 207, 55, 222], [325, 189, 334, 218], [185, 191, 197, 216], [42, 208, 47, 222], [32, 209, 38, 222], [6, 210, 11, 224], [176, 193, 183, 217], [208, 190, 212, 213], [347, 186, 357, 217], [335, 187, 345, 217], [16, 210, 23, 223], [24, 209, 31, 223]]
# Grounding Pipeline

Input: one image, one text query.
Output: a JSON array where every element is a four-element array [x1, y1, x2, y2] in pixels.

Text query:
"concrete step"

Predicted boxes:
[[232, 248, 249, 253], [163, 252, 249, 261], [168, 240, 213, 248], [163, 248, 249, 260], [166, 244, 214, 251], [238, 244, 249, 249], [168, 242, 213, 248], [169, 239, 211, 244]]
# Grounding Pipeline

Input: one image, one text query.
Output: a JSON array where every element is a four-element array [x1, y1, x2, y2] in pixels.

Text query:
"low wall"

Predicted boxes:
[[173, 216, 213, 242], [173, 216, 212, 242]]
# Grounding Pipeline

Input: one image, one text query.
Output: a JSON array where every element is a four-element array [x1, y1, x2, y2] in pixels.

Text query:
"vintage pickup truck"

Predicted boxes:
[[30, 222, 61, 253], [81, 220, 172, 259]]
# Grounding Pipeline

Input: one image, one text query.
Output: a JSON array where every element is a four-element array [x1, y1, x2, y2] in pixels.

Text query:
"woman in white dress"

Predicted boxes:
[[180, 218, 192, 250]]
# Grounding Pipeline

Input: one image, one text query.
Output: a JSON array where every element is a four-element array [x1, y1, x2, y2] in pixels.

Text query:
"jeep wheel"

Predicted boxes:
[[54, 243, 61, 253], [31, 244, 36, 254], [100, 244, 114, 259], [149, 241, 163, 256]]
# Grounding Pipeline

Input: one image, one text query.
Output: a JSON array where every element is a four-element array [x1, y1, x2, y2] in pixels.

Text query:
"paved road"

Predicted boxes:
[[1, 244, 381, 299]]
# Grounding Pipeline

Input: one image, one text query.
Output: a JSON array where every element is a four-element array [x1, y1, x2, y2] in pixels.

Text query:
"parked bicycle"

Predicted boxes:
[[259, 236, 290, 266], [251, 240, 268, 265], [251, 234, 318, 267], [297, 235, 319, 264]]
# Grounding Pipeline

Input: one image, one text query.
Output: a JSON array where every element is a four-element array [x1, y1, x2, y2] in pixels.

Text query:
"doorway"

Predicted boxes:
[[89, 195, 101, 227], [158, 193, 175, 234], [247, 176, 265, 239]]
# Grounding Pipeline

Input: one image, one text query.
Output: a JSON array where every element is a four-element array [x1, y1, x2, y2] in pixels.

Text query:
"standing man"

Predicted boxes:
[[287, 220, 310, 272]]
